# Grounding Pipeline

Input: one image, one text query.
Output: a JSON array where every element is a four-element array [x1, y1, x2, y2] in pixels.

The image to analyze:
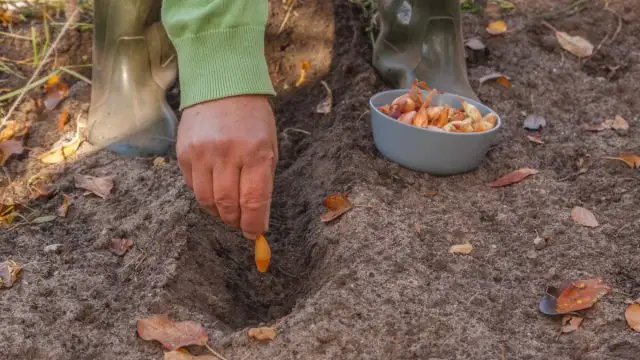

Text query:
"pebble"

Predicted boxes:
[[534, 236, 546, 250], [44, 243, 63, 253]]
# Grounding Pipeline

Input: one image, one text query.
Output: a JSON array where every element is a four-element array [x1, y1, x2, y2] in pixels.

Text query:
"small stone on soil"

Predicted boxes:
[[44, 244, 63, 253], [534, 236, 546, 250]]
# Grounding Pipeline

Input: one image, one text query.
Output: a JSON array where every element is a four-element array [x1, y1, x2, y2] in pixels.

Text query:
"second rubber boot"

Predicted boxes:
[[373, 0, 477, 100], [87, 0, 177, 156]]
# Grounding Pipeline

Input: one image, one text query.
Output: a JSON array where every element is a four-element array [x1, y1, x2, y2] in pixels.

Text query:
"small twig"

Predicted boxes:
[[59, 66, 91, 85], [0, 31, 30, 40], [605, 7, 622, 44], [282, 127, 311, 136], [30, 25, 39, 66], [277, 0, 297, 35], [204, 343, 229, 360], [1, 8, 79, 127]]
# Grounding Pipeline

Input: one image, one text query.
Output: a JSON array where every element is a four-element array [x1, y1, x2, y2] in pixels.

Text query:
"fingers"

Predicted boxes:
[[192, 166, 217, 215], [178, 158, 193, 190], [239, 159, 275, 239], [213, 162, 241, 228]]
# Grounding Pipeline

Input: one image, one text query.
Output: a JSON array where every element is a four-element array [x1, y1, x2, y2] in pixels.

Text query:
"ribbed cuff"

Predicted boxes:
[[171, 25, 276, 110]]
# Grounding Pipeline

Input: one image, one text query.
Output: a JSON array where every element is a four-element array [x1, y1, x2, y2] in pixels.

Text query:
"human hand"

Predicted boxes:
[[176, 95, 278, 239]]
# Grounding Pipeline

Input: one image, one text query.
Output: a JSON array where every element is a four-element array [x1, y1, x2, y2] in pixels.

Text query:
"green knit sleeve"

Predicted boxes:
[[161, 0, 276, 110]]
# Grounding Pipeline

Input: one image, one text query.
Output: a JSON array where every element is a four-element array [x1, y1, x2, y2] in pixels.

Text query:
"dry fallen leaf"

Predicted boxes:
[[0, 203, 18, 226], [488, 168, 539, 187], [320, 192, 353, 223], [414, 222, 421, 234], [571, 206, 598, 228], [57, 107, 70, 131], [38, 133, 82, 164], [316, 80, 332, 114], [0, 260, 22, 288], [556, 278, 610, 313], [561, 315, 584, 333], [611, 115, 629, 132], [0, 139, 25, 166], [424, 190, 439, 197], [449, 243, 473, 255], [486, 19, 507, 35], [44, 81, 70, 110], [478, 72, 512, 88], [32, 215, 57, 224], [57, 194, 70, 217], [153, 157, 167, 167], [603, 154, 640, 169], [523, 114, 547, 130], [584, 122, 609, 132], [625, 303, 640, 332], [527, 134, 544, 144], [255, 234, 271, 273], [0, 120, 31, 141], [248, 327, 277, 341], [295, 59, 311, 87], [164, 349, 217, 360], [74, 174, 114, 199], [465, 38, 486, 51], [109, 238, 133, 256], [137, 314, 208, 350], [555, 31, 593, 58]]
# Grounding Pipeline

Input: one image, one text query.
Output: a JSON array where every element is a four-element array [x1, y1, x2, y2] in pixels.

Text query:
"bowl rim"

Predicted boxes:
[[369, 88, 502, 137]]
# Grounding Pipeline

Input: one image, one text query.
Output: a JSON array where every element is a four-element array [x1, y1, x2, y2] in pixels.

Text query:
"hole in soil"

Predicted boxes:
[[161, 156, 327, 330]]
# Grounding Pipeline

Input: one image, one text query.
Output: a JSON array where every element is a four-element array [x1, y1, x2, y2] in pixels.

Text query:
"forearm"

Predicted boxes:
[[161, 0, 276, 110]]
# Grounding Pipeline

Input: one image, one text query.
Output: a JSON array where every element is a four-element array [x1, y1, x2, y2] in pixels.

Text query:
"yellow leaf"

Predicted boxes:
[[295, 60, 311, 87], [449, 243, 473, 255], [38, 133, 82, 164], [255, 234, 271, 273], [486, 20, 507, 35]]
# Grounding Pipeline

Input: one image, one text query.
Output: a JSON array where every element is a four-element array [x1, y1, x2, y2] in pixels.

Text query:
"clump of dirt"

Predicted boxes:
[[2, 0, 640, 359]]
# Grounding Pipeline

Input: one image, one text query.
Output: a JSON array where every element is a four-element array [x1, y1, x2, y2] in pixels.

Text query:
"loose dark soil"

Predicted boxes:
[[1, 0, 639, 359]]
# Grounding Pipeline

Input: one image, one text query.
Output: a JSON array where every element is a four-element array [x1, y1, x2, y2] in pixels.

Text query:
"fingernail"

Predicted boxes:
[[243, 232, 258, 240]]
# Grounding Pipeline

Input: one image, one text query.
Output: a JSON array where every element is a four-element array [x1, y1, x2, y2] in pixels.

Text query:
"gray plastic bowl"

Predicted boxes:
[[369, 89, 501, 176]]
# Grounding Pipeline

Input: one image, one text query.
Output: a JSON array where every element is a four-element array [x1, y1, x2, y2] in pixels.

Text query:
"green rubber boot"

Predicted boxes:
[[88, 0, 177, 157], [373, 0, 477, 100]]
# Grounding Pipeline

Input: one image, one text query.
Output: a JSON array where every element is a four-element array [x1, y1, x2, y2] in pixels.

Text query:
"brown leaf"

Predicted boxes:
[[0, 203, 18, 225], [0, 260, 22, 288], [414, 222, 421, 234], [316, 80, 332, 114], [137, 314, 208, 350], [57, 107, 70, 132], [478, 72, 512, 89], [486, 19, 507, 35], [603, 154, 640, 169], [57, 194, 70, 217], [0, 139, 25, 166], [44, 81, 70, 110], [164, 349, 217, 360], [38, 133, 82, 164], [556, 278, 610, 313], [625, 303, 640, 332], [449, 243, 473, 255], [109, 238, 133, 256], [248, 327, 277, 341], [560, 315, 583, 333], [571, 206, 598, 228], [555, 31, 593, 58], [424, 190, 439, 197], [526, 135, 544, 144], [488, 168, 539, 187], [320, 192, 353, 223], [74, 174, 114, 199], [611, 115, 629, 131], [295, 59, 311, 87]]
